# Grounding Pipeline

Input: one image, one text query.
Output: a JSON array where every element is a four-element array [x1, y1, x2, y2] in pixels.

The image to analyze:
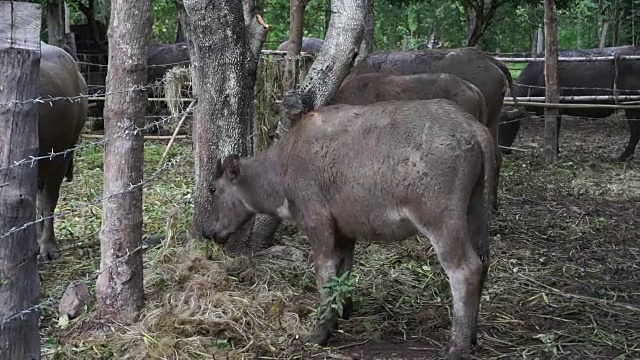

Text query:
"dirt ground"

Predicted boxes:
[[39, 114, 639, 360]]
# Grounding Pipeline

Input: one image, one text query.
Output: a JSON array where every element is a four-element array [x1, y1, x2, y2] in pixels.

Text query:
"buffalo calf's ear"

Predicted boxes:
[[222, 155, 241, 180]]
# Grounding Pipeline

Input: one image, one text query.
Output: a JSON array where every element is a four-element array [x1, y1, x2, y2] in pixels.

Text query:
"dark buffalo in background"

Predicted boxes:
[[37, 42, 89, 261], [70, 22, 109, 127], [329, 72, 488, 127], [70, 21, 108, 54], [349, 47, 514, 209], [86, 42, 192, 132], [146, 42, 192, 131], [276, 36, 324, 57], [147, 42, 190, 84], [499, 45, 640, 161]]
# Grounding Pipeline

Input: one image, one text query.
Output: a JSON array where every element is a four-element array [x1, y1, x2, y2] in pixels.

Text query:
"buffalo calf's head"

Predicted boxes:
[[201, 154, 254, 244]]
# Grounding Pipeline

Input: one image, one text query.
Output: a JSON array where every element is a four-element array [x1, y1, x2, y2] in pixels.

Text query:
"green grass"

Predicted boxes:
[[507, 62, 526, 80]]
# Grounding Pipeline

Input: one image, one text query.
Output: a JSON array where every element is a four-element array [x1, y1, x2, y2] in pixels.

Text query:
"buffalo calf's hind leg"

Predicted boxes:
[[37, 178, 63, 261], [336, 234, 356, 320], [414, 214, 484, 360], [466, 186, 491, 346]]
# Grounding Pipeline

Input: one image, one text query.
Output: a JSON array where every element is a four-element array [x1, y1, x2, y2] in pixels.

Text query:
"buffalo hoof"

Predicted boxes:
[[38, 247, 60, 262], [617, 154, 632, 162], [340, 297, 353, 320], [306, 326, 333, 347]]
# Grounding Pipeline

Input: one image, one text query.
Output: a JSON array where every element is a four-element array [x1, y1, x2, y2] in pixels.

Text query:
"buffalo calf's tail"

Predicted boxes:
[[474, 124, 496, 274]]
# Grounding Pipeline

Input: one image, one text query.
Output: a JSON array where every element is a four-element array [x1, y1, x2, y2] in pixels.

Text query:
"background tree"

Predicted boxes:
[[95, 0, 154, 322], [175, 0, 273, 253]]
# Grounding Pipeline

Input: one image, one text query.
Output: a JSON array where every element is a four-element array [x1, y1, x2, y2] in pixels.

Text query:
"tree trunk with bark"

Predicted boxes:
[[0, 3, 41, 359], [287, 0, 366, 112], [543, 0, 559, 163], [244, 0, 368, 250], [47, 0, 65, 47], [178, 0, 271, 254], [463, 0, 502, 48], [183, 0, 366, 254], [599, 21, 609, 49], [283, 0, 307, 92], [95, 0, 154, 323], [355, 0, 374, 65]]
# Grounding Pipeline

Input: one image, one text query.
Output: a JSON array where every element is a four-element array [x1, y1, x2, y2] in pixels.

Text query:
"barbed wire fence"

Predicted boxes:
[[0, 46, 315, 345], [5, 36, 639, 352]]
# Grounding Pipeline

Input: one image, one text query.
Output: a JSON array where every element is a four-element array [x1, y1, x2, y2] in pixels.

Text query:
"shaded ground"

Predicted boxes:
[[37, 114, 639, 359]]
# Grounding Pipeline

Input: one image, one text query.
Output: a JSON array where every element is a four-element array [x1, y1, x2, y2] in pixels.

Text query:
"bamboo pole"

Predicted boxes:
[[495, 55, 640, 62]]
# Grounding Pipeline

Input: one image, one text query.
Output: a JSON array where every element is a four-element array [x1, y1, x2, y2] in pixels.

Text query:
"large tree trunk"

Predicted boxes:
[[0, 3, 41, 358], [287, 0, 366, 111], [179, 0, 270, 254], [95, 0, 154, 322]]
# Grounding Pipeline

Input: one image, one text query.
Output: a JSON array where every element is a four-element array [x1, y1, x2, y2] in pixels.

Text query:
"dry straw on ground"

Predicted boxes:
[[160, 52, 313, 152]]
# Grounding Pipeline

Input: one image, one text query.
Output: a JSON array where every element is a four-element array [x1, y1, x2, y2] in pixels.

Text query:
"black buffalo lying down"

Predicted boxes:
[[499, 45, 640, 161]]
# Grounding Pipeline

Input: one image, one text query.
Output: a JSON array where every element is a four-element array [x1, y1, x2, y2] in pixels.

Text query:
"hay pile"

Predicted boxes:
[[159, 53, 313, 152], [49, 212, 451, 359]]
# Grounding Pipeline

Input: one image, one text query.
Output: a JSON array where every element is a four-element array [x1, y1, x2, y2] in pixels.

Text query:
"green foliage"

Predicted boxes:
[[152, 0, 180, 43], [311, 270, 359, 322], [36, 0, 640, 53]]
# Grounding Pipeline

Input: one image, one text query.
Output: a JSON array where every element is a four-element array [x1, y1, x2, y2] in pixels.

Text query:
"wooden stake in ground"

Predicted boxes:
[[0, 2, 42, 359], [544, 0, 560, 163], [96, 0, 154, 322], [47, 0, 65, 47]]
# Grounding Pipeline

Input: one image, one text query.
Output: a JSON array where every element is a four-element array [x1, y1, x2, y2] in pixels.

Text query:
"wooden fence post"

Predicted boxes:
[[0, 2, 42, 359], [95, 0, 154, 322], [47, 0, 65, 47], [544, 0, 560, 163]]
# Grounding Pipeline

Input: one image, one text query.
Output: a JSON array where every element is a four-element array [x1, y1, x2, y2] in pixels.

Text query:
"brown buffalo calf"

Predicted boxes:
[[200, 98, 496, 360]]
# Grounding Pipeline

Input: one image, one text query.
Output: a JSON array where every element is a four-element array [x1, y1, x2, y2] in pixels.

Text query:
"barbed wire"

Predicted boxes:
[[0, 152, 187, 328], [77, 60, 191, 69], [76, 50, 312, 70], [0, 155, 186, 242], [0, 106, 189, 174]]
